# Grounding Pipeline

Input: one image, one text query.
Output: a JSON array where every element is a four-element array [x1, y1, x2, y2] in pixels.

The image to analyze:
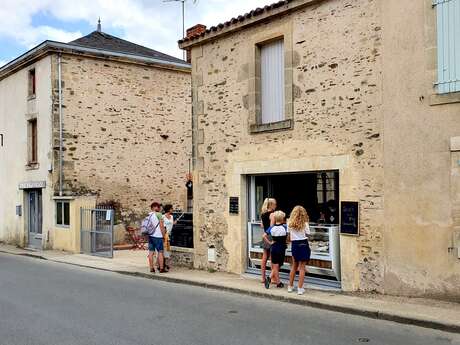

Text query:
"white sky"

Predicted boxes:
[[0, 0, 276, 61]]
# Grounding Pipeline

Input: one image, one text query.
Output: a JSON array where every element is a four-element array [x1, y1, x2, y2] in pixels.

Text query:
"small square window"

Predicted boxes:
[[28, 69, 36, 97], [56, 201, 70, 227]]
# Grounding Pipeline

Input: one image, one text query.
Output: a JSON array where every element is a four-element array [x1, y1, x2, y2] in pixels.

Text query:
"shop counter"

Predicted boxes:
[[247, 222, 341, 281]]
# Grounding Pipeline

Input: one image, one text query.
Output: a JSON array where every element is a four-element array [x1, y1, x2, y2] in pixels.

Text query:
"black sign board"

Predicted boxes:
[[170, 212, 193, 248], [229, 197, 239, 214], [340, 201, 359, 236]]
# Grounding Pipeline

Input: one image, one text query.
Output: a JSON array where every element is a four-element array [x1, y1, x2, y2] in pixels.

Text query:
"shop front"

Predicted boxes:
[[218, 152, 360, 291], [246, 171, 342, 288]]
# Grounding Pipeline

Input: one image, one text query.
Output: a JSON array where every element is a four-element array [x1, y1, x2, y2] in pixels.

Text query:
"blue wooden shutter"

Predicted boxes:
[[434, 0, 460, 94]]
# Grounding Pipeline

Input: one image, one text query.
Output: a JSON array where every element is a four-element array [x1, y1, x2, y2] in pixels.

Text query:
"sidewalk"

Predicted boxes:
[[1, 244, 459, 334]]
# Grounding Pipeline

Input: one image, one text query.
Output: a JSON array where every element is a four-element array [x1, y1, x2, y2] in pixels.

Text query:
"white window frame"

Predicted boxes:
[[55, 200, 70, 228]]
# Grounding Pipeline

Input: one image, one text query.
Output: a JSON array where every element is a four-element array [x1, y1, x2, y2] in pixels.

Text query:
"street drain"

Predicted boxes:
[[228, 310, 238, 314], [358, 338, 370, 343]]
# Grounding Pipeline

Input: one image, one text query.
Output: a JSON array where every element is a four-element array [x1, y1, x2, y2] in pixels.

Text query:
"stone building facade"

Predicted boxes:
[[55, 54, 191, 222], [180, 0, 460, 298], [0, 29, 191, 252]]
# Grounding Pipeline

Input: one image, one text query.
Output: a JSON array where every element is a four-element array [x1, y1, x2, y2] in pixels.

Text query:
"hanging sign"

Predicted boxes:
[[340, 201, 359, 236]]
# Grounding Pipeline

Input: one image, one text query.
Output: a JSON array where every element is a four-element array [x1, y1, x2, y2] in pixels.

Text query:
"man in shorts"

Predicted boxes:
[[147, 202, 166, 273]]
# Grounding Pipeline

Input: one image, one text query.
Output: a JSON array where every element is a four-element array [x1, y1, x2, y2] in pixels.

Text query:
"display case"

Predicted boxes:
[[247, 222, 341, 281]]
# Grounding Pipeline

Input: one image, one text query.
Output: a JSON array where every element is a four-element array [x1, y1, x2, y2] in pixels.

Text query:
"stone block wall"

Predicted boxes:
[[170, 248, 194, 268], [51, 54, 191, 223], [190, 0, 384, 291]]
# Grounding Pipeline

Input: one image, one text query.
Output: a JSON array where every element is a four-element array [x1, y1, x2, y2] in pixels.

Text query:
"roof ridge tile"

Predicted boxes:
[[179, 0, 292, 45]]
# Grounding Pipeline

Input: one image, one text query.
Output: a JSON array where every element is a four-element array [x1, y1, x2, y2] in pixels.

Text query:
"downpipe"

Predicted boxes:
[[58, 54, 63, 196]]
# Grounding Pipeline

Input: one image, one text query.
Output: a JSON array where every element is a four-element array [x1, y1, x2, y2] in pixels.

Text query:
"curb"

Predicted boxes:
[[118, 271, 460, 334], [2, 249, 459, 334], [0, 248, 47, 260]]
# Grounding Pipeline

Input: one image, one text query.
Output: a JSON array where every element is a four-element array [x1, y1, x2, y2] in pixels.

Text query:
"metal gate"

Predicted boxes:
[[80, 207, 114, 258]]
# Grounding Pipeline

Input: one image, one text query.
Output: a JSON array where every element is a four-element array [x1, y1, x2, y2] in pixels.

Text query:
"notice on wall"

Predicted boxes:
[[18, 181, 46, 190], [229, 197, 239, 214], [340, 201, 359, 236]]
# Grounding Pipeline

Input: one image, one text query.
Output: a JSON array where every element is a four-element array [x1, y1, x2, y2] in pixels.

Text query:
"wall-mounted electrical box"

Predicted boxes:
[[208, 247, 216, 263]]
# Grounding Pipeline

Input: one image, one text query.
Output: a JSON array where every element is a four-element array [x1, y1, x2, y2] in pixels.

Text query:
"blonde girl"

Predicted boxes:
[[263, 210, 288, 289], [287, 206, 311, 295], [260, 198, 277, 283]]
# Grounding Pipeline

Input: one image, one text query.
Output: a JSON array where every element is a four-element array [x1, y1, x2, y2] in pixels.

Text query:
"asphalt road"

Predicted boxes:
[[0, 253, 459, 345]]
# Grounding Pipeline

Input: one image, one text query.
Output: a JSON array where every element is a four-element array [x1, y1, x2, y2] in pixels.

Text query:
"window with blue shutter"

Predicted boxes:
[[434, 0, 460, 94]]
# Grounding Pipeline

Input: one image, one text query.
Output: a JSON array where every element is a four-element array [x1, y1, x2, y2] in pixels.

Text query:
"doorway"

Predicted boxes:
[[247, 171, 341, 287], [27, 189, 42, 249]]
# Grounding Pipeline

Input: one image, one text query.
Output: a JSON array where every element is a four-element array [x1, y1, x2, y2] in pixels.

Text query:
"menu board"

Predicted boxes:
[[340, 201, 359, 236], [229, 197, 239, 214]]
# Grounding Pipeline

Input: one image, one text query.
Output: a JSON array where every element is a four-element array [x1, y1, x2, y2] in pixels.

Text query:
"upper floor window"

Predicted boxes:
[[28, 68, 36, 97], [28, 118, 37, 164], [260, 39, 285, 124], [434, 0, 460, 94]]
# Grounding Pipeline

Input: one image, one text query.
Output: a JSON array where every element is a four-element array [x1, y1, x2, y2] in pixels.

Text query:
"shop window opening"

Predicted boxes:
[[247, 171, 341, 287]]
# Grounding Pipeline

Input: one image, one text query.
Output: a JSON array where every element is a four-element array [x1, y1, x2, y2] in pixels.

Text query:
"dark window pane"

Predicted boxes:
[[64, 202, 70, 226], [32, 120, 37, 162], [56, 202, 62, 225], [28, 119, 38, 163], [28, 69, 36, 96]]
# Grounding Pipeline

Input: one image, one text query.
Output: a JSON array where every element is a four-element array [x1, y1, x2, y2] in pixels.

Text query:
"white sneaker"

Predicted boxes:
[[297, 288, 305, 295], [287, 285, 294, 293]]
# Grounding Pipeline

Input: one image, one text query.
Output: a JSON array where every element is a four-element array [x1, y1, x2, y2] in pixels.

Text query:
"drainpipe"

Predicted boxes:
[[58, 54, 63, 196]]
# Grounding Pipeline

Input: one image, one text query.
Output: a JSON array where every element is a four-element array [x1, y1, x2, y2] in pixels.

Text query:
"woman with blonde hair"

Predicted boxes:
[[260, 197, 277, 284], [287, 205, 311, 295]]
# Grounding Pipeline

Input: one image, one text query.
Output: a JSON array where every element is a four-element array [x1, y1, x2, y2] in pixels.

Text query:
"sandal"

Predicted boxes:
[[150, 267, 155, 273], [276, 282, 284, 288], [264, 276, 271, 289]]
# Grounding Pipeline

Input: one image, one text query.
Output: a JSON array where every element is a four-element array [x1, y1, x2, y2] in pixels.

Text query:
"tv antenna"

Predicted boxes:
[[164, 0, 198, 60]]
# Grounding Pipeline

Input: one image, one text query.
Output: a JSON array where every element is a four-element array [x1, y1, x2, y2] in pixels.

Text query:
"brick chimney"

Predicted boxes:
[[184, 24, 206, 63], [186, 24, 206, 38]]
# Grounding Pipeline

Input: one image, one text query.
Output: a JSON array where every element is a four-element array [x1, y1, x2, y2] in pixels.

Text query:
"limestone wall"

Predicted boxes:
[[190, 0, 384, 291], [381, 0, 460, 298], [52, 54, 191, 223]]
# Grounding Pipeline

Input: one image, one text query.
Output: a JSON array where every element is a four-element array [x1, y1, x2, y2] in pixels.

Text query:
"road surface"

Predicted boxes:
[[0, 252, 459, 345]]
